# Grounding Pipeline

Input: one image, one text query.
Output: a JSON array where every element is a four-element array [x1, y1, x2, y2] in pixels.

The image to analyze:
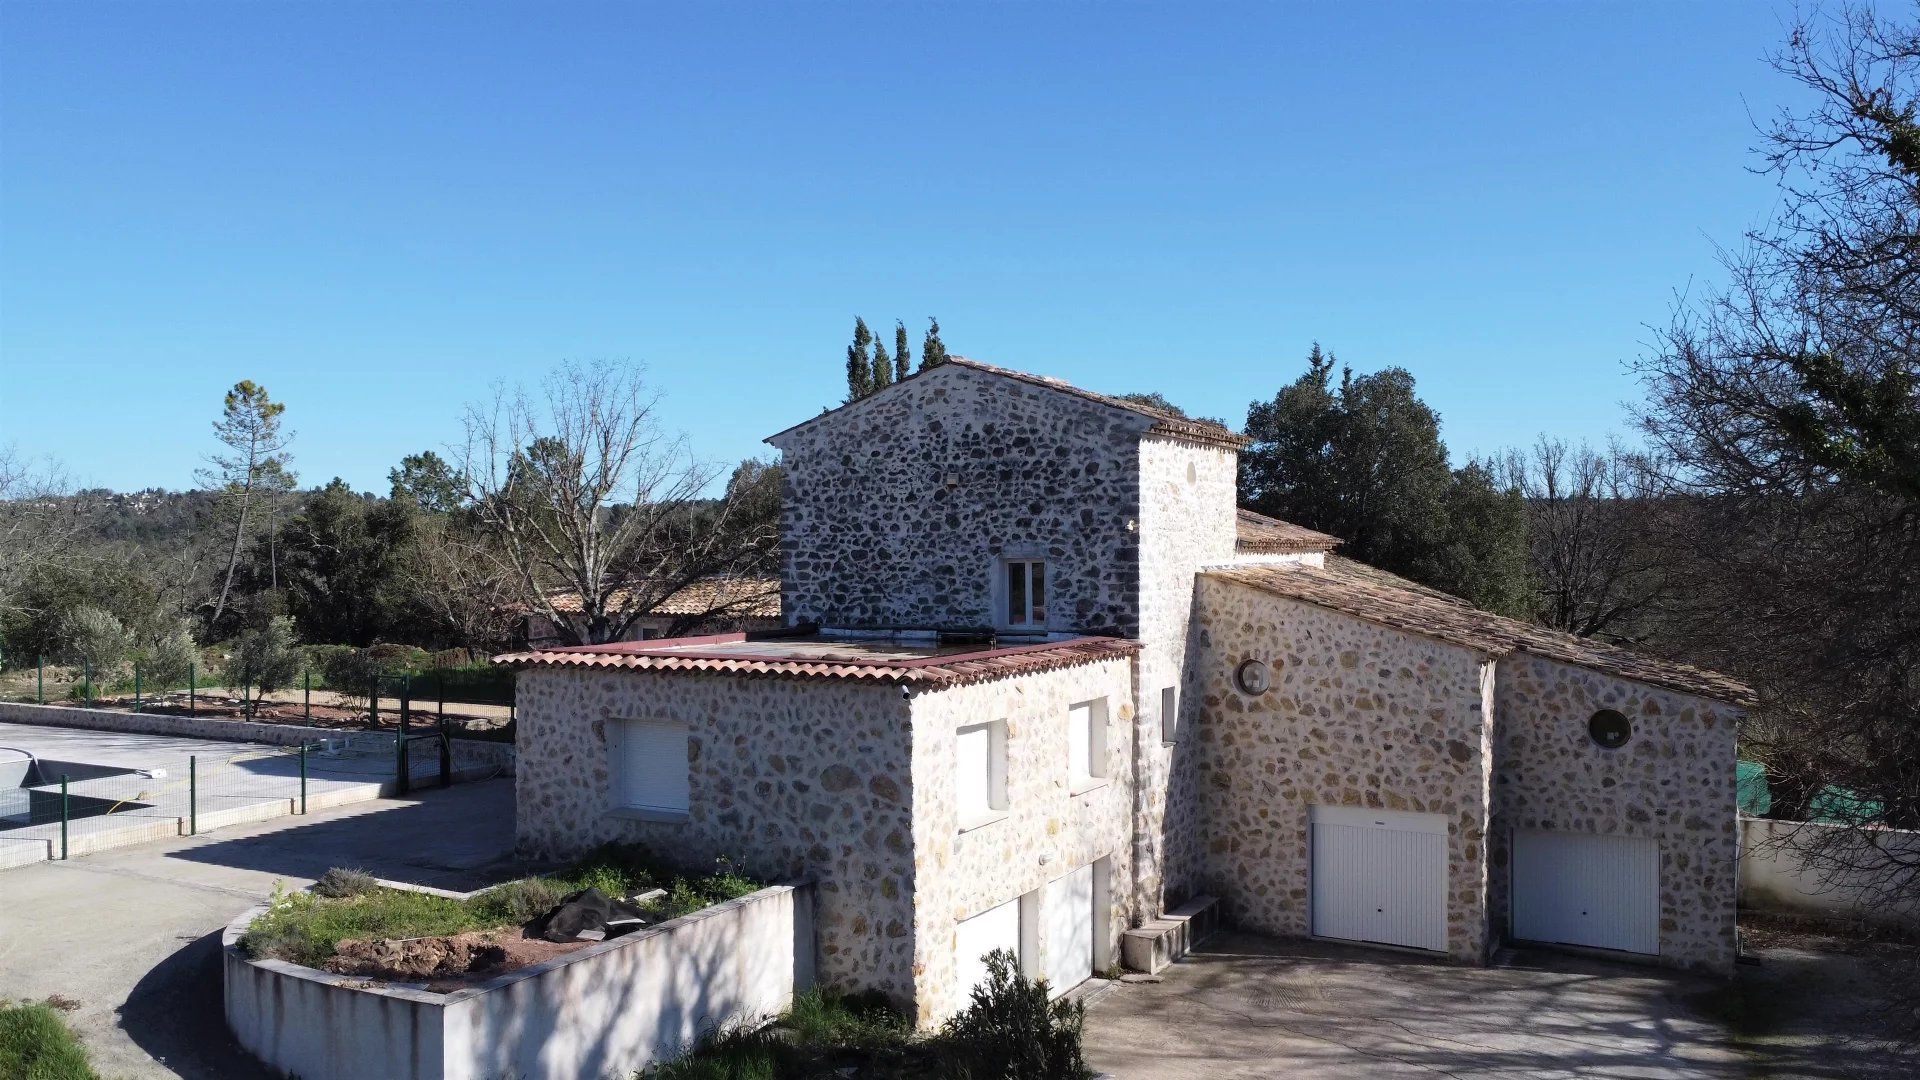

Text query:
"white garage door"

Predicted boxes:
[[1310, 805, 1447, 952], [955, 897, 1021, 999], [1511, 830, 1659, 955], [1042, 863, 1094, 998]]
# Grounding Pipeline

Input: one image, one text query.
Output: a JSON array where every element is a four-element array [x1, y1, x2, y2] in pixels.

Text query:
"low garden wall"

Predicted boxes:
[[0, 700, 516, 774], [1739, 816, 1920, 927], [223, 881, 816, 1080]]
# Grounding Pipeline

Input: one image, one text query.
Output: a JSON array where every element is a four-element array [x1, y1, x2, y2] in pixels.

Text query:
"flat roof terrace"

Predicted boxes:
[[494, 631, 1141, 687]]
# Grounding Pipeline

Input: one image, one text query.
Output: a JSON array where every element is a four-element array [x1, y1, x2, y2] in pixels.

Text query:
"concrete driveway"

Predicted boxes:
[[1085, 932, 1849, 1080], [0, 778, 517, 1079]]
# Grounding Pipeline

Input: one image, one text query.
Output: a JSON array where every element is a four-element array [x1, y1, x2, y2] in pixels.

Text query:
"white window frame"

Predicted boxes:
[[607, 718, 691, 821], [1002, 557, 1047, 629], [1068, 697, 1109, 793], [956, 720, 1009, 831]]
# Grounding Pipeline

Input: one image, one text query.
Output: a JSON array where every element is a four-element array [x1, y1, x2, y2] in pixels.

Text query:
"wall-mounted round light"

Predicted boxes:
[[1588, 709, 1632, 749], [1234, 659, 1272, 696]]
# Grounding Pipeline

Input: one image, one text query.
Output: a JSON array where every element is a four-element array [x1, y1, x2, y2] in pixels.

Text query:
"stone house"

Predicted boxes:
[[503, 358, 1750, 1027]]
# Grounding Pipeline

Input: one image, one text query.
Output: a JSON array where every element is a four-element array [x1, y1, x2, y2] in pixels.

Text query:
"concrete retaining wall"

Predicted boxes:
[[0, 701, 516, 774], [224, 882, 816, 1080], [1739, 816, 1920, 927]]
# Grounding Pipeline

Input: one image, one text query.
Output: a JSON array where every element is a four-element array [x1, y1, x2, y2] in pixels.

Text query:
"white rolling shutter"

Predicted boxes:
[[1043, 863, 1095, 997], [955, 897, 1022, 1000], [1511, 830, 1660, 955], [611, 719, 689, 812], [1068, 703, 1092, 781], [956, 723, 993, 824]]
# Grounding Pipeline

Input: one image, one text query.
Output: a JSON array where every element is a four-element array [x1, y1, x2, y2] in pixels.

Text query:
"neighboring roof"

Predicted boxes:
[[1205, 561, 1753, 706], [494, 632, 1142, 688], [765, 357, 1252, 450], [542, 575, 781, 619], [1235, 508, 1343, 554]]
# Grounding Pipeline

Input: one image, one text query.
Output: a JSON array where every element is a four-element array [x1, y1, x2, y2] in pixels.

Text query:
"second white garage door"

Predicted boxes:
[[1310, 805, 1448, 952], [1042, 863, 1094, 998], [1511, 829, 1659, 955]]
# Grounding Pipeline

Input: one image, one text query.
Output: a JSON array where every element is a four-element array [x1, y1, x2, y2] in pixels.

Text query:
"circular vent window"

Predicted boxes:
[[1234, 659, 1272, 696], [1588, 709, 1632, 749]]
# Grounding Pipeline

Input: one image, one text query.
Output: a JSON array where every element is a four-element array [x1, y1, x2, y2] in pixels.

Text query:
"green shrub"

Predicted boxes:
[[312, 867, 378, 899], [935, 949, 1090, 1079], [0, 1000, 103, 1080], [470, 876, 564, 925], [230, 617, 302, 695], [136, 620, 199, 689], [57, 607, 129, 684]]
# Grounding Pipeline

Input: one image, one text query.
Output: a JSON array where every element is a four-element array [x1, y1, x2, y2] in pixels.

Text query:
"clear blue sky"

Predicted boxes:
[[1, 1, 1805, 494]]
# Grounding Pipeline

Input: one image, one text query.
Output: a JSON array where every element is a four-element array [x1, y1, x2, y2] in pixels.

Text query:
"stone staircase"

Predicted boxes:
[[1121, 894, 1219, 974]]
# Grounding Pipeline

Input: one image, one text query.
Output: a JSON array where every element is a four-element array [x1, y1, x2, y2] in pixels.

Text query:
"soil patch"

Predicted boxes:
[[325, 929, 589, 988]]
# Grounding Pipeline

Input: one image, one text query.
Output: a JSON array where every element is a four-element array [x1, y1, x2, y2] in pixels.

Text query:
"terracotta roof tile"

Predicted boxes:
[[494, 633, 1140, 688], [1205, 562, 1753, 706], [1235, 508, 1343, 554]]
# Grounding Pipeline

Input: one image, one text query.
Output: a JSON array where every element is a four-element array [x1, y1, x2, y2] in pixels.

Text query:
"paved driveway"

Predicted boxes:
[[1084, 932, 1788, 1080], [0, 779, 517, 1079]]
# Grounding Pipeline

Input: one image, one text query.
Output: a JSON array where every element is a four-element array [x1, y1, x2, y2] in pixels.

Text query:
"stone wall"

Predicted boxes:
[[1491, 653, 1740, 971], [513, 668, 919, 1001], [1191, 578, 1499, 963], [1133, 436, 1239, 913], [905, 657, 1135, 1023], [768, 363, 1153, 636]]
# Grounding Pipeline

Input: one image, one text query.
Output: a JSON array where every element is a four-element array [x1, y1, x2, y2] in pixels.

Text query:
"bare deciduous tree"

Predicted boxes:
[[457, 361, 779, 647], [0, 447, 96, 632], [1501, 438, 1666, 643]]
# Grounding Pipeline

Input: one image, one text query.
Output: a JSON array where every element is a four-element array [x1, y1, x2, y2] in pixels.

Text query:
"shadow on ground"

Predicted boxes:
[[119, 929, 271, 1080], [1083, 931, 1916, 1080]]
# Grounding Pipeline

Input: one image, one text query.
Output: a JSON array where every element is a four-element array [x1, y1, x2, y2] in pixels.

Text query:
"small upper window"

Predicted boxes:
[[1588, 709, 1632, 749], [1068, 698, 1109, 791], [957, 720, 1008, 829], [1006, 558, 1046, 627]]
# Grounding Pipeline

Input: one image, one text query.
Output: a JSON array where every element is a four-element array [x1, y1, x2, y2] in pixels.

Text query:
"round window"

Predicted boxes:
[[1234, 658, 1272, 696], [1588, 709, 1632, 749]]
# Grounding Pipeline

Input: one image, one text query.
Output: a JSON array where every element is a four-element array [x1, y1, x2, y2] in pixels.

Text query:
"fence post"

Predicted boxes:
[[368, 676, 378, 730], [243, 680, 252, 721], [188, 663, 196, 715], [37, 656, 43, 704], [189, 756, 197, 836], [437, 668, 445, 724], [396, 676, 412, 796], [60, 775, 69, 860], [438, 705, 451, 789], [83, 660, 91, 707], [134, 665, 142, 711], [299, 743, 308, 815], [304, 671, 311, 722]]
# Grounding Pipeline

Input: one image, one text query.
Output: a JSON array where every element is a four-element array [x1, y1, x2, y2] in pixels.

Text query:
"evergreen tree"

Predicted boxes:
[[894, 321, 911, 381], [871, 339, 894, 391], [1240, 344, 1530, 616], [919, 316, 950, 370], [845, 317, 874, 402]]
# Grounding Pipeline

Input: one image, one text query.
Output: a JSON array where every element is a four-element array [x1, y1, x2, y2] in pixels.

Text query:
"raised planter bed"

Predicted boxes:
[[224, 879, 816, 1080]]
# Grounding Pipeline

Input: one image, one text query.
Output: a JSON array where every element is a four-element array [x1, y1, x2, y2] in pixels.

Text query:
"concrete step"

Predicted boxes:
[[1122, 894, 1219, 974]]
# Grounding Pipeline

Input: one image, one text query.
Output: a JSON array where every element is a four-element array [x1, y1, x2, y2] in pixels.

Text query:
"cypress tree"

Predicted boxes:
[[845, 317, 874, 402], [894, 321, 911, 381], [871, 339, 894, 390], [920, 316, 950, 370]]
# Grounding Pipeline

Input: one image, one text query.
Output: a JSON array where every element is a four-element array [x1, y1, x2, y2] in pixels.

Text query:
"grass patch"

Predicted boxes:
[[0, 1000, 102, 1080], [242, 845, 765, 969]]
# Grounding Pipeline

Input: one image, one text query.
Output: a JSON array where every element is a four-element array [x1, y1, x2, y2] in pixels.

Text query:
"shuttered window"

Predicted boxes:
[[609, 718, 690, 813]]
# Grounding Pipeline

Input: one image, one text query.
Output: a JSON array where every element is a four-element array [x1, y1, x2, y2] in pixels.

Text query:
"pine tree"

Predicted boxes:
[[894, 321, 911, 381], [845, 317, 874, 402], [920, 316, 950, 370], [871, 339, 894, 390]]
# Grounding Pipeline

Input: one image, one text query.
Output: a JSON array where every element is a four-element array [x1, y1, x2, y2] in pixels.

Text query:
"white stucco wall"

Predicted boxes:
[[1739, 817, 1920, 926]]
